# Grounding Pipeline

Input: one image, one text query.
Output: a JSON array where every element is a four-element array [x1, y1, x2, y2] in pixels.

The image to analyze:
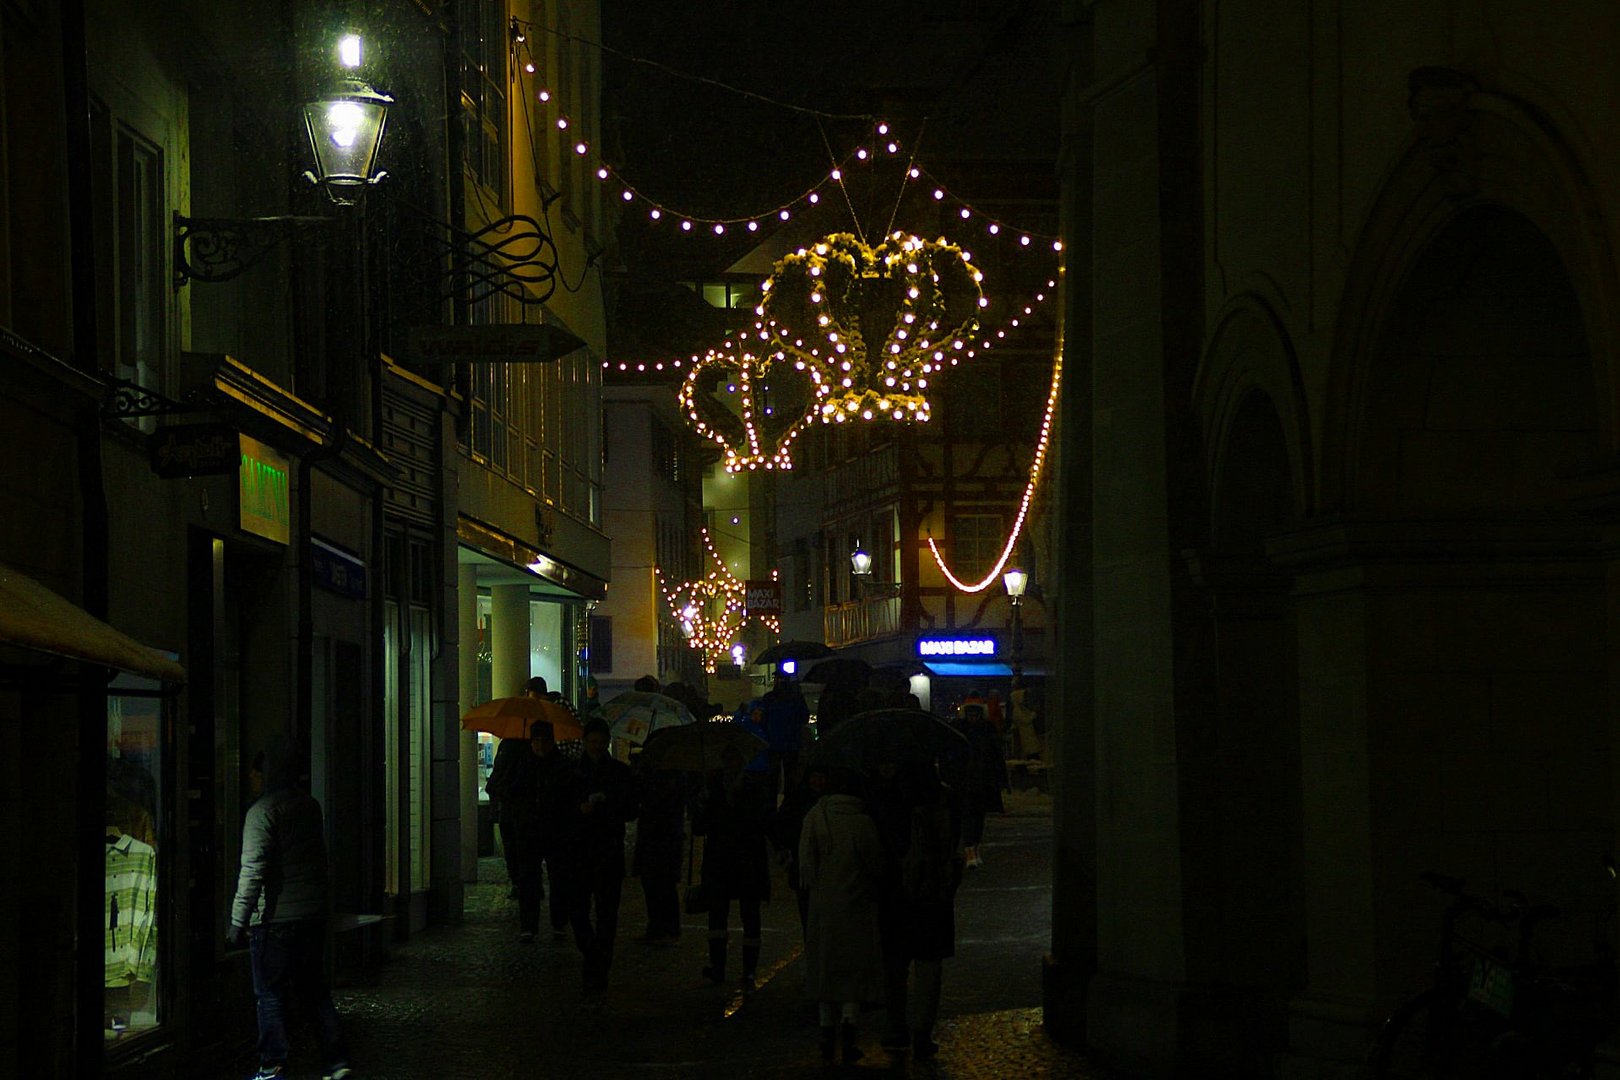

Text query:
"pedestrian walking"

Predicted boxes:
[[761, 674, 810, 797], [769, 760, 830, 938], [693, 745, 773, 989], [492, 719, 572, 943], [228, 737, 351, 1080], [798, 769, 886, 1064], [558, 718, 639, 1009], [486, 676, 557, 898], [957, 702, 1009, 868], [872, 764, 962, 1060], [631, 762, 685, 945]]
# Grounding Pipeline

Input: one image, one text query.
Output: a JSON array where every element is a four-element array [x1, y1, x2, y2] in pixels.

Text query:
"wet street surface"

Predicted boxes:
[[242, 812, 1118, 1078]]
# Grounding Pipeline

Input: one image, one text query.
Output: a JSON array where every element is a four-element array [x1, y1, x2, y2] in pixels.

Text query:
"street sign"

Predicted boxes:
[[744, 579, 782, 617]]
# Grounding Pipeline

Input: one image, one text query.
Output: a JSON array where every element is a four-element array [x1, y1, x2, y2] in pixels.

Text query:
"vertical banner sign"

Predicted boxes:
[[744, 579, 782, 618], [238, 435, 291, 544]]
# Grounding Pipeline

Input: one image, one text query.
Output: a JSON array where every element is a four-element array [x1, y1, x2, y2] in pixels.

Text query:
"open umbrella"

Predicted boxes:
[[459, 696, 583, 742], [808, 707, 968, 775], [755, 639, 835, 666], [804, 656, 872, 686], [600, 690, 696, 746], [638, 722, 767, 773]]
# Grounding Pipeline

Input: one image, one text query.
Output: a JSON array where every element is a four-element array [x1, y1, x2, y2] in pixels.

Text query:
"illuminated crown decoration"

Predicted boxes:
[[757, 231, 985, 425], [678, 339, 816, 473]]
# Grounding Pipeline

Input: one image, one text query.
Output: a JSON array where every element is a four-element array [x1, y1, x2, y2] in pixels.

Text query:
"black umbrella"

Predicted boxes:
[[804, 657, 872, 686], [755, 639, 834, 666], [808, 707, 968, 775]]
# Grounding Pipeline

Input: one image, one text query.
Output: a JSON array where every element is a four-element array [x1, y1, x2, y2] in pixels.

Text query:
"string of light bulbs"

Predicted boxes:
[[655, 529, 781, 671], [506, 29, 1062, 249], [926, 280, 1065, 593]]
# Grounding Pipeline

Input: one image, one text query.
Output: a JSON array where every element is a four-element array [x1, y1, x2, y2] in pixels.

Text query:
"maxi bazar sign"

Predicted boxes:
[[915, 634, 999, 658]]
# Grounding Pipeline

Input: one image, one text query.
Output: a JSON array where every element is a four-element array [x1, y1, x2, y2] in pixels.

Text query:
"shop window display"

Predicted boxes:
[[105, 685, 162, 1041]]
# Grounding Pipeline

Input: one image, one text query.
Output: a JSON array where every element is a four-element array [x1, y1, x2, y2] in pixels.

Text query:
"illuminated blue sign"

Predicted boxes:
[[916, 635, 998, 658]]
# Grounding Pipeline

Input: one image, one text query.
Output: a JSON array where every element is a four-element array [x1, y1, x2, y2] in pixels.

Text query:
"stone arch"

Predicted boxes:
[[1196, 294, 1313, 523], [1322, 84, 1620, 511]]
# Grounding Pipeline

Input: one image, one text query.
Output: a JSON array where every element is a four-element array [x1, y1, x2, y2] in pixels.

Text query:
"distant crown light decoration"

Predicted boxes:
[[759, 231, 984, 427], [656, 530, 781, 672]]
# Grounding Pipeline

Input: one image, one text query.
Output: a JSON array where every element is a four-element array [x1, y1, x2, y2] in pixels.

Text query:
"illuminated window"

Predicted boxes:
[[951, 514, 1002, 582], [105, 676, 166, 1041]]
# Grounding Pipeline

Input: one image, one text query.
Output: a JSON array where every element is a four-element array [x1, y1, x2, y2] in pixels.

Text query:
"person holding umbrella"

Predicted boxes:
[[693, 742, 773, 990]]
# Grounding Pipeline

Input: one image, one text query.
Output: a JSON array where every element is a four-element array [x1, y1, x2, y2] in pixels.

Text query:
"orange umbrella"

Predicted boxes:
[[459, 696, 583, 741]]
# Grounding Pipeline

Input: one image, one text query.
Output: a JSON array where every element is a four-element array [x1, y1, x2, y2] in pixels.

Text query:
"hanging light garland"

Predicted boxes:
[[926, 275, 1065, 593], [506, 20, 1063, 251]]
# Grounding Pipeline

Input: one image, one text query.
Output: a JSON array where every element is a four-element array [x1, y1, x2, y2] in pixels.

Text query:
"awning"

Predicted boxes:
[[0, 564, 186, 683], [922, 661, 1046, 678]]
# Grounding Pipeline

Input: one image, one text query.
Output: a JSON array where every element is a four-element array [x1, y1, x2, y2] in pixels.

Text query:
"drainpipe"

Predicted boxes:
[[62, 0, 108, 1074]]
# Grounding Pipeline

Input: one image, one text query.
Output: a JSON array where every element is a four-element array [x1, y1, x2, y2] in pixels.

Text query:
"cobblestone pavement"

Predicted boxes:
[[250, 812, 1120, 1079]]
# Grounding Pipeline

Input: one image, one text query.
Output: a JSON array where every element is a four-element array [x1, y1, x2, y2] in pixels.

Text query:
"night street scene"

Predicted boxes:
[[8, 1, 1620, 1078]]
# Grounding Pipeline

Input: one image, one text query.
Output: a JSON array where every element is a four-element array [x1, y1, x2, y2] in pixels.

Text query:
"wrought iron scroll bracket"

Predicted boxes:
[[173, 212, 335, 287], [100, 377, 211, 419]]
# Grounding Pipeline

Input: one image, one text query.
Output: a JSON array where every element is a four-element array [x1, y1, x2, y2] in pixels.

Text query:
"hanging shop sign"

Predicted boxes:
[[915, 634, 998, 658], [238, 434, 291, 545], [410, 323, 585, 365], [147, 423, 240, 478], [744, 579, 782, 618]]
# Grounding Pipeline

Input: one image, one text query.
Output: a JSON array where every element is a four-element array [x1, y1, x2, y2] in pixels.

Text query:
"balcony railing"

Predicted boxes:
[[825, 442, 899, 513], [824, 594, 902, 648]]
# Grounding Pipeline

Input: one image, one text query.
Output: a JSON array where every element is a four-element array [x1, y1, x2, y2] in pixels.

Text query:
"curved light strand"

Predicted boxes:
[[927, 302, 1064, 593]]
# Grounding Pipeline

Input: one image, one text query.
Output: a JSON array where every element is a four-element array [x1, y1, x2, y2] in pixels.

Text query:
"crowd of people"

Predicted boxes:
[[231, 667, 1017, 1077]]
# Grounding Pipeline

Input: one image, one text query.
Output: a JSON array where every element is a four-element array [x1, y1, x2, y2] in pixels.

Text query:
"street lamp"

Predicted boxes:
[[850, 545, 873, 578], [301, 77, 393, 203], [1003, 567, 1027, 689]]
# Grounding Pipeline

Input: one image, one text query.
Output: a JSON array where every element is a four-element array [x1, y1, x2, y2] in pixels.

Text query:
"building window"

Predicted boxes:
[[950, 513, 1003, 583], [106, 678, 165, 1040], [460, 0, 508, 203], [92, 103, 168, 433]]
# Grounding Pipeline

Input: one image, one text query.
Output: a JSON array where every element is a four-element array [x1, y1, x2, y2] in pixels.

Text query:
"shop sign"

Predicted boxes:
[[311, 538, 367, 599], [238, 434, 291, 545], [148, 423, 239, 478], [916, 634, 998, 658], [745, 579, 782, 617]]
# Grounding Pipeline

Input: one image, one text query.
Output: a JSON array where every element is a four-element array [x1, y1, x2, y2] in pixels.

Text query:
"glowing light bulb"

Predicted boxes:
[[597, 167, 609, 180], [524, 62, 535, 74], [681, 221, 693, 231], [960, 208, 971, 219], [747, 221, 758, 231], [878, 122, 890, 135], [713, 223, 725, 234], [780, 210, 790, 220], [933, 189, 945, 200], [621, 190, 633, 201], [989, 223, 1000, 235], [856, 148, 868, 160], [650, 208, 661, 219], [556, 117, 568, 130], [574, 142, 588, 155], [808, 193, 820, 204], [830, 168, 842, 180], [539, 90, 551, 102], [1019, 235, 1031, 246]]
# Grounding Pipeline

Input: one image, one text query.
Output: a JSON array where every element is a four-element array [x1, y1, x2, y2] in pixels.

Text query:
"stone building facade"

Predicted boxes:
[[1046, 2, 1620, 1074]]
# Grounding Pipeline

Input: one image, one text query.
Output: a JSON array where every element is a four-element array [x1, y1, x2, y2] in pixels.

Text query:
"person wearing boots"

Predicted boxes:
[[692, 744, 772, 990], [799, 768, 886, 1065]]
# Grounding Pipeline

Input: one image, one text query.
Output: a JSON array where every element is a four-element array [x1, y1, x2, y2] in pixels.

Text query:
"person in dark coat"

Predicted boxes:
[[870, 761, 962, 1060], [491, 719, 571, 942], [957, 703, 1009, 868], [557, 718, 639, 1008], [631, 762, 686, 945], [486, 736, 527, 895], [761, 674, 811, 795], [769, 760, 831, 938], [694, 744, 774, 989]]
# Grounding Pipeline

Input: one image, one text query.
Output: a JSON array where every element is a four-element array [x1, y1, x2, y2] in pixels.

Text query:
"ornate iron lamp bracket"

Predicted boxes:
[[173, 212, 335, 286], [100, 376, 213, 419]]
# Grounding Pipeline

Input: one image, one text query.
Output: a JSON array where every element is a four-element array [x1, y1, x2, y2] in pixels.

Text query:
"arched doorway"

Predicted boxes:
[[1193, 387, 1307, 1067]]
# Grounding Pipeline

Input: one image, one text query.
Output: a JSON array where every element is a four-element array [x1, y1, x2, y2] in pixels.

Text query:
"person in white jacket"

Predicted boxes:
[[798, 769, 886, 1064]]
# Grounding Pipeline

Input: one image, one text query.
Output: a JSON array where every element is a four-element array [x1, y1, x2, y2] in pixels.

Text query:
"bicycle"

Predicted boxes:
[[1369, 871, 1617, 1079]]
